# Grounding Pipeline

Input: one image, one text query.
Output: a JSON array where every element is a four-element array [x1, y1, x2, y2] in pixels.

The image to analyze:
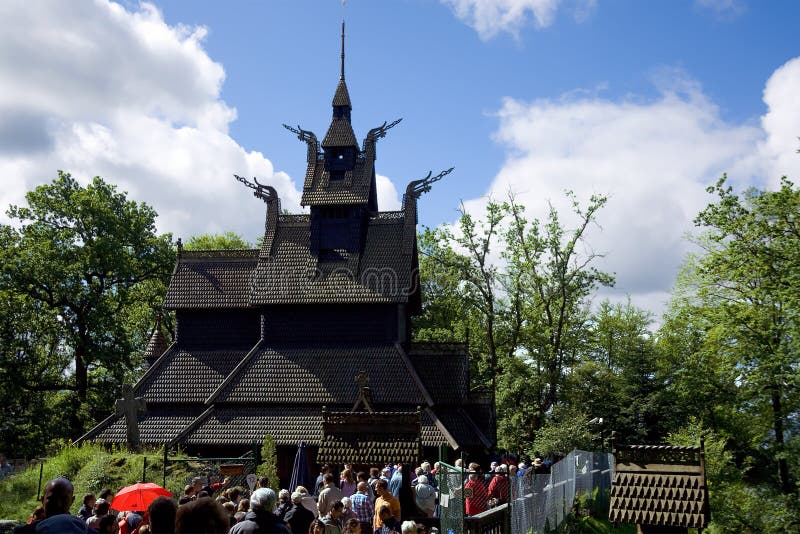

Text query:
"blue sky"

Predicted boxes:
[[1, 0, 799, 317]]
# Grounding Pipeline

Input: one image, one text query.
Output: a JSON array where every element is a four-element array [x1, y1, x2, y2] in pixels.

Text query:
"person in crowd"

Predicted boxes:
[[0, 453, 13, 479], [237, 498, 250, 514], [374, 506, 401, 534], [413, 475, 436, 517], [367, 468, 381, 493], [341, 518, 361, 534], [400, 521, 417, 534], [355, 472, 375, 502], [258, 476, 271, 489], [223, 501, 236, 526], [308, 519, 326, 534], [25, 505, 45, 525], [277, 489, 293, 521], [487, 465, 509, 505], [230, 488, 291, 534], [118, 512, 143, 534], [296, 486, 320, 518], [86, 499, 111, 529], [340, 497, 357, 523], [314, 465, 331, 497], [318, 473, 343, 516], [229, 486, 243, 506], [97, 514, 116, 534], [98, 488, 114, 507], [340, 469, 356, 498], [372, 480, 400, 531], [183, 485, 194, 500], [349, 482, 374, 534], [320, 501, 344, 534], [388, 466, 402, 499], [285, 491, 315, 534], [178, 495, 193, 506], [175, 497, 230, 534], [419, 462, 436, 490], [14, 477, 91, 533], [77, 493, 96, 521], [148, 496, 176, 534], [138, 526, 152, 534], [464, 463, 488, 516], [379, 468, 391, 483]]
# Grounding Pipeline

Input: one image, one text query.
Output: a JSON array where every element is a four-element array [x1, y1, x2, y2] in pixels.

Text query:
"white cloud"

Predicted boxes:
[[0, 0, 300, 243], [442, 0, 594, 39], [694, 0, 746, 19], [376, 174, 402, 211], [459, 61, 800, 317]]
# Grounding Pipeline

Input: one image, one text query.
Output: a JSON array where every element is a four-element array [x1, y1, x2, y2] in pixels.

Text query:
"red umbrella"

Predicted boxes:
[[112, 482, 173, 511]]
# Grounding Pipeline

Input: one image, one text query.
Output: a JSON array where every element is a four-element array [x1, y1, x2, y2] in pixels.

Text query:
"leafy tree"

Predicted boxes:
[[258, 433, 278, 484], [184, 232, 252, 250], [415, 192, 613, 450], [660, 175, 800, 498], [0, 172, 175, 440]]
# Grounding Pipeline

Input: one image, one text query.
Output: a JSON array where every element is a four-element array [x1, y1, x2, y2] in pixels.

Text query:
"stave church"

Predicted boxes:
[[82, 23, 494, 479]]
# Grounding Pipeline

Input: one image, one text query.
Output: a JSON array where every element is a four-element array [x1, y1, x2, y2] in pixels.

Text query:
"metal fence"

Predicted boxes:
[[509, 450, 612, 534], [437, 450, 612, 534]]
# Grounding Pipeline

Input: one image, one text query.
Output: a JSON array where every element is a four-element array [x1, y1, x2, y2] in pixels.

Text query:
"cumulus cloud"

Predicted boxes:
[[442, 0, 595, 39], [0, 0, 300, 242], [694, 0, 747, 19], [376, 174, 402, 211], [459, 60, 800, 317]]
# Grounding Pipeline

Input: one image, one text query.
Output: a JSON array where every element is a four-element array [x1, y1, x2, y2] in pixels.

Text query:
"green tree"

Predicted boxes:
[[184, 231, 252, 250], [664, 176, 800, 494], [0, 172, 175, 439], [415, 193, 613, 450]]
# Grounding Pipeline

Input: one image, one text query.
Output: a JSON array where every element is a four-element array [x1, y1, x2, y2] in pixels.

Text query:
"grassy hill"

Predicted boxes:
[[0, 443, 196, 523]]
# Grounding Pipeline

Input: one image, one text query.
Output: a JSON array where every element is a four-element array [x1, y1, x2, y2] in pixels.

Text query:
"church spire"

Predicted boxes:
[[340, 19, 345, 81]]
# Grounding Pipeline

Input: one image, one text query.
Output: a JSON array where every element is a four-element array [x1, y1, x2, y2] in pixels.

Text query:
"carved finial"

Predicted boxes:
[[233, 175, 279, 204], [406, 167, 454, 201], [176, 238, 183, 258]]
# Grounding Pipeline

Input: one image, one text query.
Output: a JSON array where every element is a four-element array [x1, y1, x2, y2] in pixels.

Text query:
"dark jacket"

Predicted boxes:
[[284, 504, 314, 534], [229, 510, 291, 534]]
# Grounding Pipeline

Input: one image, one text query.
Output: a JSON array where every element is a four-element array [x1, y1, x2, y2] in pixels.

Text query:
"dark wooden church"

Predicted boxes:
[[82, 25, 494, 477]]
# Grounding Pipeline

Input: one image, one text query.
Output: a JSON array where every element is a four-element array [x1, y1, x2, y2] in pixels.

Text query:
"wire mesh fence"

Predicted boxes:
[[436, 451, 612, 534], [508, 450, 612, 534]]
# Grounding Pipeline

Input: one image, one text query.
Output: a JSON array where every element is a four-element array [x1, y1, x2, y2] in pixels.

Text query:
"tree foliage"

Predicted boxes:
[[415, 192, 614, 450], [184, 232, 252, 250], [0, 172, 175, 448]]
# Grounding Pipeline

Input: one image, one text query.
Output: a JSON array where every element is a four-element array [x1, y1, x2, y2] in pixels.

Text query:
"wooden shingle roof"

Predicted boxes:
[[318, 410, 423, 466], [249, 216, 414, 305], [300, 153, 374, 206], [609, 444, 710, 529], [136, 346, 248, 403], [212, 343, 427, 405], [164, 250, 258, 309]]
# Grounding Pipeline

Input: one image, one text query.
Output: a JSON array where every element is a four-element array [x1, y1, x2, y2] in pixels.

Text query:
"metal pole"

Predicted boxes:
[[36, 461, 44, 501], [142, 456, 147, 482], [163, 444, 168, 488]]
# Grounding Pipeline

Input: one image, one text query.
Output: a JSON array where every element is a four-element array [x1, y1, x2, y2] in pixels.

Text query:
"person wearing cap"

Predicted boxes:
[[285, 491, 315, 534]]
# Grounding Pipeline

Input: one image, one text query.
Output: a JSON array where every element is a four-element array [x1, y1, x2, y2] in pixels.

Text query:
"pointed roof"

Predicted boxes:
[[333, 78, 351, 108], [322, 117, 358, 147], [144, 316, 169, 365]]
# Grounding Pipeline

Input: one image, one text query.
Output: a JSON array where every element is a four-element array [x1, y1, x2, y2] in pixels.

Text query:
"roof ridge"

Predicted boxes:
[[204, 338, 265, 405], [395, 342, 435, 407]]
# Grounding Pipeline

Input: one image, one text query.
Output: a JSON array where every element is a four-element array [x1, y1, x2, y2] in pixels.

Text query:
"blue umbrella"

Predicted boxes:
[[289, 441, 312, 491]]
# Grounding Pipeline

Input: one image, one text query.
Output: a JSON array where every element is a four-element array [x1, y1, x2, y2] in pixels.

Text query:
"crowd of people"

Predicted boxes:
[[12, 456, 554, 533]]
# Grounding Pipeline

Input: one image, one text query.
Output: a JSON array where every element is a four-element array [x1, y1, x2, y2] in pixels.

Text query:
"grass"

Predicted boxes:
[[0, 443, 196, 523]]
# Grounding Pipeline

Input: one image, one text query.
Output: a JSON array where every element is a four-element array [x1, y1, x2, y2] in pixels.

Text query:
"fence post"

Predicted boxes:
[[36, 461, 44, 500], [163, 443, 168, 488], [142, 456, 147, 482]]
